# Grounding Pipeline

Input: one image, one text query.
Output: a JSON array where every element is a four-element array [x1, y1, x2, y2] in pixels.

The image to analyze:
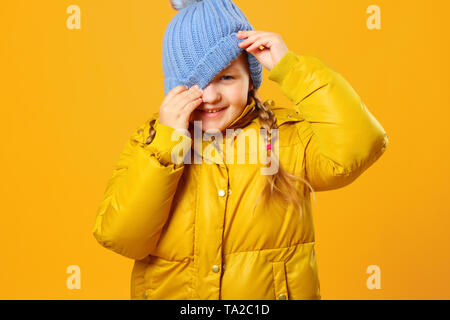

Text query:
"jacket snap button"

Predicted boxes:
[[137, 128, 143, 134], [278, 294, 287, 300], [211, 265, 220, 273], [228, 189, 232, 195], [218, 189, 226, 197]]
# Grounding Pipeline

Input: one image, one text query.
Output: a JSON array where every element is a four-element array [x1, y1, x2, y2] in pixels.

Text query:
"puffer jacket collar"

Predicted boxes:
[[226, 96, 258, 130], [225, 96, 303, 130]]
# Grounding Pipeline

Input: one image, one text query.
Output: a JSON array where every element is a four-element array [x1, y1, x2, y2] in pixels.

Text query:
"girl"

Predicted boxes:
[[93, 0, 388, 300]]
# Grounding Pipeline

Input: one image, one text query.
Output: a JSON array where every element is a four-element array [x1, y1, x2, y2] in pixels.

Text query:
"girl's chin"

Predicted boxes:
[[192, 117, 226, 128], [200, 125, 225, 134]]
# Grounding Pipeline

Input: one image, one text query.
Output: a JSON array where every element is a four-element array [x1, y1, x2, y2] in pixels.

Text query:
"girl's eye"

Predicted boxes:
[[220, 75, 234, 81]]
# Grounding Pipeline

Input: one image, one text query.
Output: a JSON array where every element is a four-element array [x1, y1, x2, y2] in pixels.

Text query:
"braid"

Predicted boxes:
[[145, 119, 157, 145], [249, 89, 314, 217]]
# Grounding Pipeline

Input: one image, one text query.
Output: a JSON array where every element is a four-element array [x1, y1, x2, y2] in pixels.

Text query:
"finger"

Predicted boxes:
[[163, 85, 188, 103], [238, 33, 266, 48], [170, 84, 201, 103], [183, 96, 203, 116], [182, 86, 203, 102], [237, 30, 264, 38], [174, 86, 203, 109], [246, 38, 272, 52]]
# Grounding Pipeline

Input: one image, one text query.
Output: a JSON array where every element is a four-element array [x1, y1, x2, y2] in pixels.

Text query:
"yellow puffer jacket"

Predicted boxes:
[[92, 51, 388, 300]]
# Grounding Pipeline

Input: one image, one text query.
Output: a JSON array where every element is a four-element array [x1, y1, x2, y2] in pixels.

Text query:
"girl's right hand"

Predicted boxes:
[[158, 85, 203, 131]]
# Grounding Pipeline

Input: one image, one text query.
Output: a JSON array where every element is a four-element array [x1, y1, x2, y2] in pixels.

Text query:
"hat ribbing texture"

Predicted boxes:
[[162, 0, 263, 96]]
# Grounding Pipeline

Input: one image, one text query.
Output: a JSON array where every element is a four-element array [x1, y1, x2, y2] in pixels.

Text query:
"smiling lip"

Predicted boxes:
[[195, 107, 228, 118]]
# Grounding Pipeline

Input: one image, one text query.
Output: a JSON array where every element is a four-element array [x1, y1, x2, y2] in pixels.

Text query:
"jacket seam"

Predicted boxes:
[[295, 120, 352, 178], [145, 255, 190, 263], [299, 83, 329, 103], [143, 240, 315, 262], [271, 264, 277, 300], [191, 166, 201, 299], [223, 241, 315, 257]]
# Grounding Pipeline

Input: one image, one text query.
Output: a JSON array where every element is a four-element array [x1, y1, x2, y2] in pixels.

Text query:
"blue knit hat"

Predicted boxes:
[[162, 0, 263, 96]]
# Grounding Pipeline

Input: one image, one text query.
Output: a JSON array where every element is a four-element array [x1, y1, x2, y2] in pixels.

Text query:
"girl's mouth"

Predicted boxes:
[[195, 107, 228, 118]]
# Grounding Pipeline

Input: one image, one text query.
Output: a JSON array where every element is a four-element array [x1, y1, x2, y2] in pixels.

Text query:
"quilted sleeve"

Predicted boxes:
[[268, 51, 389, 191], [92, 118, 192, 260]]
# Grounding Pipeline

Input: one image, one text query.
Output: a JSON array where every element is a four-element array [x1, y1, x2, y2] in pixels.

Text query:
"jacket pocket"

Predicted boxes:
[[272, 261, 289, 300], [142, 255, 191, 300]]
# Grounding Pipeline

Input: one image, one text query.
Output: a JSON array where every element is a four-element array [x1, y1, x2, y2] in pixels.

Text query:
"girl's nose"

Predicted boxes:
[[201, 83, 221, 104]]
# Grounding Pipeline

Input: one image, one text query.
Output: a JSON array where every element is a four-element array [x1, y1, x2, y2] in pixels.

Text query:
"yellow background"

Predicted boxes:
[[1, 0, 449, 299]]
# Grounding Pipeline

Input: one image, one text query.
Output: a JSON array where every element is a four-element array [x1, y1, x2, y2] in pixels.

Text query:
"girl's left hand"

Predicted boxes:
[[237, 30, 289, 71]]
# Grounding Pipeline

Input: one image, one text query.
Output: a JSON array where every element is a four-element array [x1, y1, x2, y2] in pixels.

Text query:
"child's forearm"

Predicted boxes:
[[92, 119, 192, 260], [269, 51, 388, 190]]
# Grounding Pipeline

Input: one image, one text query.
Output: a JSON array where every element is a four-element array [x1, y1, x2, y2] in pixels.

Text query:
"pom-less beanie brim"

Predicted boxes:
[[163, 32, 262, 95]]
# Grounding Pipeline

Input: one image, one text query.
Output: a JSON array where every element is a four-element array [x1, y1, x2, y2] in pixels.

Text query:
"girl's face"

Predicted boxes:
[[191, 52, 254, 133]]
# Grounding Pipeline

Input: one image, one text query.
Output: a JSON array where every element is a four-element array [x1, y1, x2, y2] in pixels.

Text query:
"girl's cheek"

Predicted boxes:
[[229, 83, 246, 103]]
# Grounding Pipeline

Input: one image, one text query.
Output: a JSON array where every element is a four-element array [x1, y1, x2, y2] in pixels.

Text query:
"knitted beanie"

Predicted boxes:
[[162, 0, 263, 96]]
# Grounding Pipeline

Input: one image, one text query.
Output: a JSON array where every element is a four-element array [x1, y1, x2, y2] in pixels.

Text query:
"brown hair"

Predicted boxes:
[[248, 89, 314, 216]]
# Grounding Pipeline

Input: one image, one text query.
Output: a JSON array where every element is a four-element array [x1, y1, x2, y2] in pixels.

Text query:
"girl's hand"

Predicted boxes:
[[237, 30, 289, 71], [158, 85, 203, 131]]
